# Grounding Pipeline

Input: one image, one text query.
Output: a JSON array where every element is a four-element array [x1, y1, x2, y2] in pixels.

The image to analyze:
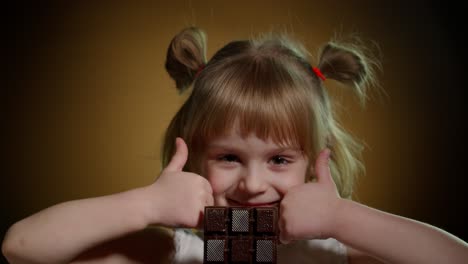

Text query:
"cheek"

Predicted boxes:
[[275, 166, 308, 193], [275, 176, 303, 194], [209, 177, 228, 195], [204, 167, 238, 195]]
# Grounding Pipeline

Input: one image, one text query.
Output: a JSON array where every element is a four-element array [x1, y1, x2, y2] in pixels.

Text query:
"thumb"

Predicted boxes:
[[279, 232, 291, 245], [164, 137, 189, 172], [313, 148, 333, 185], [278, 218, 291, 245]]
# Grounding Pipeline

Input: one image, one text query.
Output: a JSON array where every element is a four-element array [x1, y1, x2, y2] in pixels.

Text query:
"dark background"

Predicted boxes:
[[3, 1, 466, 262]]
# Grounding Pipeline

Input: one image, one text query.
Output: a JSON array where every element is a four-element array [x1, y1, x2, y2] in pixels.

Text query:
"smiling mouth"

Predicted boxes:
[[227, 199, 280, 207]]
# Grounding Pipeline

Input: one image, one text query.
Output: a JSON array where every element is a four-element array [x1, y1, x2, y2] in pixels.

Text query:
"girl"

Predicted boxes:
[[3, 27, 467, 264]]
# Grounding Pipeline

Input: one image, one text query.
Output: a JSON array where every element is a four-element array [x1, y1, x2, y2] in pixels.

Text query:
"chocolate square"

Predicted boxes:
[[205, 207, 227, 233], [230, 207, 252, 234], [255, 239, 275, 263], [205, 239, 226, 262], [256, 208, 276, 234], [230, 238, 251, 262]]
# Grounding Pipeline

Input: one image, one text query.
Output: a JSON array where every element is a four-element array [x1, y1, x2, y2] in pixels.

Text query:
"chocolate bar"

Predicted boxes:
[[203, 206, 278, 263]]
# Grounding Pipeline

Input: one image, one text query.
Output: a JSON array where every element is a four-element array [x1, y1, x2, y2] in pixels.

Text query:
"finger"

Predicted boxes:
[[314, 148, 333, 185], [278, 224, 291, 245], [164, 137, 188, 172], [203, 179, 213, 195], [206, 194, 214, 206], [279, 235, 291, 245], [278, 215, 291, 245], [197, 211, 204, 230]]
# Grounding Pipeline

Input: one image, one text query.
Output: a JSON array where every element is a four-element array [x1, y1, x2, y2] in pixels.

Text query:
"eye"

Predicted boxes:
[[270, 155, 290, 165], [218, 154, 240, 163]]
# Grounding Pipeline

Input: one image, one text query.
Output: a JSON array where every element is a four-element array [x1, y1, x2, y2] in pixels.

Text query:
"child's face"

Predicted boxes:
[[202, 129, 309, 207]]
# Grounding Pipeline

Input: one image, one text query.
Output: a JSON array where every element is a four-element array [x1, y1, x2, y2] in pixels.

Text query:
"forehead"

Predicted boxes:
[[193, 64, 311, 145], [207, 123, 299, 150]]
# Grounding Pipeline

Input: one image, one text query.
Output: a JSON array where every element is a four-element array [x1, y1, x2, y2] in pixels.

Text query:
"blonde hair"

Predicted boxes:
[[163, 27, 380, 199]]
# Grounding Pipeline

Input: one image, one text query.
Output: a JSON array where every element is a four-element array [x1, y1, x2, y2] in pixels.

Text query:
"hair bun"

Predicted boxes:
[[165, 27, 207, 93], [318, 39, 381, 105]]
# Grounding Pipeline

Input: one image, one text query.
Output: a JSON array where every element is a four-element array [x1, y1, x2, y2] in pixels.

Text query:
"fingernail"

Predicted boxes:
[[279, 237, 290, 245]]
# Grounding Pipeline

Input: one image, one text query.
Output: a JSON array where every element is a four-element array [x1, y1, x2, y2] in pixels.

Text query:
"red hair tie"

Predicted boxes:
[[312, 67, 326, 81], [195, 64, 205, 78]]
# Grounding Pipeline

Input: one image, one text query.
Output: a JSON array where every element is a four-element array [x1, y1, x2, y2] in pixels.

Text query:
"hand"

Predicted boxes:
[[144, 137, 214, 228], [279, 148, 341, 243]]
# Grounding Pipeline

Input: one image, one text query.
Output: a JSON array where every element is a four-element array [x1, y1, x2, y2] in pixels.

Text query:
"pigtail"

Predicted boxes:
[[317, 39, 381, 106], [311, 39, 381, 198], [165, 27, 207, 93]]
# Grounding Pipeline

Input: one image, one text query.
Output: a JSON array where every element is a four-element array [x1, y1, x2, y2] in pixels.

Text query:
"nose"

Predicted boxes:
[[237, 164, 268, 195]]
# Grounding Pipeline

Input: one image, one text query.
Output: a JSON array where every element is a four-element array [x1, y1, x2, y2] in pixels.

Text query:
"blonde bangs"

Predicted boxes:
[[188, 57, 313, 155]]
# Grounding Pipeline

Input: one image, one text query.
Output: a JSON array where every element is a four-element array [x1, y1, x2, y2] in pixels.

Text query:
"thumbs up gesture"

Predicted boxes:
[[144, 137, 214, 228], [279, 148, 342, 243]]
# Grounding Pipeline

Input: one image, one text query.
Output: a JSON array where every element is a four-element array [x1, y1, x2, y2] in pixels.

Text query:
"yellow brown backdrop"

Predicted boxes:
[[3, 1, 466, 257]]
